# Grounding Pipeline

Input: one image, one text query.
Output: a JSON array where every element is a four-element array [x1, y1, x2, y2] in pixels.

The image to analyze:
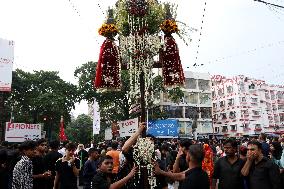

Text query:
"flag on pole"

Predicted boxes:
[[93, 99, 100, 135], [59, 116, 67, 141]]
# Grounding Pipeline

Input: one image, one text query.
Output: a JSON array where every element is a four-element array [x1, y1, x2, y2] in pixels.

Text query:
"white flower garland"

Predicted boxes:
[[133, 137, 156, 189]]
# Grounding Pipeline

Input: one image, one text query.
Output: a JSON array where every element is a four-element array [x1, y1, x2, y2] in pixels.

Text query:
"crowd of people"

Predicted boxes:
[[0, 123, 284, 189]]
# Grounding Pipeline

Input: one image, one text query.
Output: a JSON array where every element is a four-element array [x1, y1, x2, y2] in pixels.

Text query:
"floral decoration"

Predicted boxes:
[[160, 19, 178, 34], [98, 23, 118, 38]]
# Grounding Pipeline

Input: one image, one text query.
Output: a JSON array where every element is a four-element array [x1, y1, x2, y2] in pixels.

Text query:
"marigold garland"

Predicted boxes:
[[160, 19, 178, 34], [98, 23, 118, 38]]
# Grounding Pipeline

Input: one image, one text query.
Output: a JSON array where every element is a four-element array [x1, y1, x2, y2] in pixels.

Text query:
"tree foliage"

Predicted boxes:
[[7, 69, 79, 139], [65, 114, 93, 144]]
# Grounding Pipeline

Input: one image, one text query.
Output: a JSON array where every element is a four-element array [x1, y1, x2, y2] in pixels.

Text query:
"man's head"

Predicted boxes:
[[179, 139, 192, 154], [186, 144, 204, 165], [65, 142, 77, 157], [49, 140, 60, 150], [97, 155, 113, 174], [78, 144, 84, 151], [258, 133, 266, 142], [88, 148, 100, 160], [223, 138, 238, 157], [36, 139, 47, 154], [19, 140, 37, 158], [247, 140, 263, 159], [111, 141, 118, 150], [160, 144, 169, 157]]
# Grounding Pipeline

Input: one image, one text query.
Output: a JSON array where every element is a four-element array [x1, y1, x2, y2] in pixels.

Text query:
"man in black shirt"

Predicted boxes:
[[83, 148, 100, 189], [155, 144, 209, 189], [43, 140, 62, 189], [212, 139, 245, 189], [241, 140, 281, 189], [32, 139, 51, 189], [172, 139, 192, 189], [92, 155, 137, 189]]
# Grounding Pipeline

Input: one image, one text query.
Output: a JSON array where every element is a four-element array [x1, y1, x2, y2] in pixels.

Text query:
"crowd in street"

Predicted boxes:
[[1, 123, 284, 189]]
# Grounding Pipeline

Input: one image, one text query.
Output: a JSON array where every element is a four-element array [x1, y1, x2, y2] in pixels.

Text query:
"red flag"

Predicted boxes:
[[59, 116, 67, 141]]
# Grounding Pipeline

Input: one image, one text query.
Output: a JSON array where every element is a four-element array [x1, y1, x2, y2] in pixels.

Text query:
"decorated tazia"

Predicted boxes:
[[94, 9, 120, 91], [160, 5, 185, 86]]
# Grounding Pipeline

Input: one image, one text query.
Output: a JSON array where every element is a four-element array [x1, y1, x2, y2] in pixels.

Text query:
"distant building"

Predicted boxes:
[[212, 75, 284, 137], [158, 71, 213, 138]]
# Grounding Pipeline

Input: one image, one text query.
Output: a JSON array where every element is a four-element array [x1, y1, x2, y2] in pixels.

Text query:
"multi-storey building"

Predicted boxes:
[[159, 71, 213, 138], [212, 75, 284, 137]]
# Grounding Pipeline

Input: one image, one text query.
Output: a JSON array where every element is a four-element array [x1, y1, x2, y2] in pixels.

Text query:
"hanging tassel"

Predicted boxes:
[[162, 34, 185, 86], [94, 38, 120, 90]]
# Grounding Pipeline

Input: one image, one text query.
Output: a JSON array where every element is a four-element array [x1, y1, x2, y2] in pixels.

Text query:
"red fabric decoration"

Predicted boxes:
[[162, 35, 185, 86], [94, 39, 120, 90], [202, 144, 214, 185], [59, 117, 67, 141]]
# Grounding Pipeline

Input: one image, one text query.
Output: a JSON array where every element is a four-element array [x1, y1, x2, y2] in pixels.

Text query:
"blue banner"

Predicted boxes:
[[147, 119, 179, 138]]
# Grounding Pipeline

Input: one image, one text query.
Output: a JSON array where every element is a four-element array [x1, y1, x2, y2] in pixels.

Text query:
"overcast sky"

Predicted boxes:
[[1, 0, 284, 116]]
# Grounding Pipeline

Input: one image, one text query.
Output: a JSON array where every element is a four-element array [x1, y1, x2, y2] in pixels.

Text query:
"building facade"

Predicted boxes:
[[159, 71, 213, 138], [212, 75, 284, 137]]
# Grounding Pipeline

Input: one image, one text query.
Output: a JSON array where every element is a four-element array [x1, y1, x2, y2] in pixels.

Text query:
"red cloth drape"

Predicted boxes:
[[59, 120, 67, 141], [162, 35, 185, 86], [94, 39, 120, 90], [202, 144, 214, 185]]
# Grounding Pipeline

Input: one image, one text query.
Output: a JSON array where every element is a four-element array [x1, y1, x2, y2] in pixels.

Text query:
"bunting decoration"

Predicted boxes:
[[59, 116, 67, 141]]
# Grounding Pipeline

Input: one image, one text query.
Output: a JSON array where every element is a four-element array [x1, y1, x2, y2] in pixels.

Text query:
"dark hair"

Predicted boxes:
[[188, 144, 204, 164], [62, 140, 69, 147], [36, 138, 47, 146], [49, 140, 60, 150], [111, 141, 118, 150], [223, 138, 238, 148], [19, 140, 37, 152], [259, 133, 266, 141], [271, 142, 283, 160], [88, 148, 100, 156], [247, 140, 262, 150], [0, 149, 8, 164], [160, 144, 169, 152], [97, 155, 113, 168], [180, 139, 192, 150], [65, 143, 77, 151]]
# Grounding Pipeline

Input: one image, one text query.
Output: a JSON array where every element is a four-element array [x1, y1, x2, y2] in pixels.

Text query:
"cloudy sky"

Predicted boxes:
[[1, 0, 284, 116]]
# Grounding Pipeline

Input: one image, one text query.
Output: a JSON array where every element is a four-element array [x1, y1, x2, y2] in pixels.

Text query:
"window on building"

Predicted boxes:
[[252, 110, 260, 116], [229, 111, 236, 119], [188, 93, 198, 104], [163, 93, 170, 102], [218, 88, 224, 96], [228, 98, 234, 106], [222, 126, 228, 132], [214, 127, 219, 133], [200, 107, 212, 119], [251, 98, 258, 103], [241, 110, 249, 116], [230, 125, 237, 131], [185, 107, 199, 119], [200, 93, 211, 105], [240, 97, 246, 102], [198, 80, 210, 91], [265, 92, 270, 99], [243, 123, 249, 129], [280, 114, 284, 122], [273, 105, 277, 111], [212, 91, 216, 98], [249, 83, 255, 90], [184, 93, 189, 103], [255, 124, 261, 129], [213, 114, 218, 121], [271, 91, 275, 100], [239, 83, 245, 92], [213, 103, 217, 108], [277, 91, 284, 100], [227, 86, 233, 93], [185, 78, 197, 89], [163, 106, 183, 118], [220, 101, 225, 107], [278, 105, 284, 110], [221, 113, 227, 119]]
